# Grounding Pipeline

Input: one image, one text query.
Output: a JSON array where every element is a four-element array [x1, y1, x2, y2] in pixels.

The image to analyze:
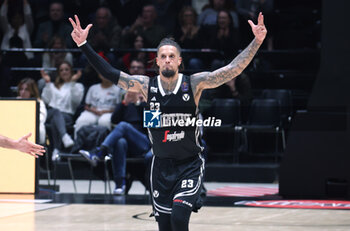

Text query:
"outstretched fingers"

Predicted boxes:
[[69, 17, 77, 29], [258, 12, 264, 26], [248, 20, 255, 29], [74, 15, 82, 31]]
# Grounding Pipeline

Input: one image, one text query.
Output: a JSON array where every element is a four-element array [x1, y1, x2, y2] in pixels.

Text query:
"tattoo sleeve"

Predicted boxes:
[[197, 38, 261, 90], [118, 72, 150, 100]]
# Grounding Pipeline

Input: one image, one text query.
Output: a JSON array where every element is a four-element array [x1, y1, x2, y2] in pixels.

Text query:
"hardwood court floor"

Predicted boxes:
[[1, 202, 350, 231]]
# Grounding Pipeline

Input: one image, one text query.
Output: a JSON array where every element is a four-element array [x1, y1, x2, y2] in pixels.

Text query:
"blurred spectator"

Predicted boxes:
[[42, 35, 73, 71], [74, 73, 124, 138], [34, 1, 73, 48], [0, 0, 34, 60], [38, 36, 73, 93], [41, 61, 84, 161], [121, 4, 166, 48], [17, 78, 47, 144], [174, 6, 203, 71], [77, 7, 121, 85], [150, 0, 191, 34], [198, 9, 240, 70], [88, 7, 122, 50], [198, 0, 239, 29], [121, 34, 156, 73]]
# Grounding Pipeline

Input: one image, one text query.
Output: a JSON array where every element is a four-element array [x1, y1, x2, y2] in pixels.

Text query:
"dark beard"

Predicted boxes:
[[161, 69, 175, 78]]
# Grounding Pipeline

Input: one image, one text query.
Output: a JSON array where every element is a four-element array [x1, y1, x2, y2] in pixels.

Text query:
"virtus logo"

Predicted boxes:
[[143, 110, 222, 128]]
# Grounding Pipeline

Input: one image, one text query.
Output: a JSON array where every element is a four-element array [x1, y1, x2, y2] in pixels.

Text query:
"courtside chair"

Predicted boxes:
[[240, 98, 285, 162], [203, 98, 242, 163]]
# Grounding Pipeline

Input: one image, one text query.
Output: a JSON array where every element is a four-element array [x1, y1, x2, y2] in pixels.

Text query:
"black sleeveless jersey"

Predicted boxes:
[[145, 74, 204, 160]]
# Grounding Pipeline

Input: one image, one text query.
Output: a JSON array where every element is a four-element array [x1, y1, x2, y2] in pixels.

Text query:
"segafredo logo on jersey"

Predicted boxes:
[[162, 130, 185, 142], [143, 110, 222, 128]]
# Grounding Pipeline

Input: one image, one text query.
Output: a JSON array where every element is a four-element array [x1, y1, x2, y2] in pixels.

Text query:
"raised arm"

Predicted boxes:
[[191, 12, 267, 104], [69, 15, 149, 100]]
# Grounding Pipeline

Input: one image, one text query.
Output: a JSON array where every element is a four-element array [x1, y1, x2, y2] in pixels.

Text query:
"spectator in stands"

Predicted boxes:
[[41, 61, 84, 161], [17, 78, 47, 145], [80, 59, 151, 195], [199, 9, 240, 70], [174, 5, 203, 71], [150, 0, 190, 34], [88, 7, 122, 50], [77, 7, 121, 84], [197, 0, 239, 29], [121, 34, 156, 73], [0, 0, 34, 60], [42, 35, 73, 73], [74, 73, 124, 138], [121, 4, 166, 48], [38, 35, 74, 93], [34, 1, 73, 48]]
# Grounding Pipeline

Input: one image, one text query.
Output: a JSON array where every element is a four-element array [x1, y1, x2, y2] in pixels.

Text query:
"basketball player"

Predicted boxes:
[[0, 133, 45, 157], [69, 12, 266, 231]]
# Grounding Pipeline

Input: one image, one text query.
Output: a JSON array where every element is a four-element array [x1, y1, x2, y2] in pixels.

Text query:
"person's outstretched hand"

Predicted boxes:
[[69, 15, 92, 46], [16, 133, 45, 158], [248, 12, 267, 45]]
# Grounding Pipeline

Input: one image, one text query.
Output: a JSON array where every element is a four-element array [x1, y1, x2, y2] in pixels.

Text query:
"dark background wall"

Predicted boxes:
[[279, 0, 350, 199]]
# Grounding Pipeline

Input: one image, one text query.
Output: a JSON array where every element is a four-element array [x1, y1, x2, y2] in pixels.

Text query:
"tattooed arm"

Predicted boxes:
[[191, 12, 267, 105]]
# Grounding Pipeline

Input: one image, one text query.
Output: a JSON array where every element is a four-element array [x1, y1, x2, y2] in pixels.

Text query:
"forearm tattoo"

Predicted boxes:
[[118, 72, 149, 99], [205, 38, 261, 88]]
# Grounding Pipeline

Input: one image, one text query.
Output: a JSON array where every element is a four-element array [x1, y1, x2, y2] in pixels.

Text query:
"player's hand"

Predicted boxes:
[[69, 15, 92, 46], [16, 133, 45, 158], [248, 12, 267, 45]]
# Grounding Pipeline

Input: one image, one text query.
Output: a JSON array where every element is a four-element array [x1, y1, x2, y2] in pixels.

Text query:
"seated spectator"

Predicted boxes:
[[17, 78, 47, 145], [88, 7, 122, 50], [38, 35, 74, 92], [121, 4, 166, 48], [151, 0, 189, 34], [121, 34, 156, 73], [174, 6, 203, 71], [80, 59, 151, 195], [74, 73, 124, 137], [42, 35, 73, 72], [41, 61, 84, 161], [199, 9, 240, 70], [34, 1, 73, 48], [0, 0, 34, 60], [77, 7, 121, 82], [198, 0, 239, 29]]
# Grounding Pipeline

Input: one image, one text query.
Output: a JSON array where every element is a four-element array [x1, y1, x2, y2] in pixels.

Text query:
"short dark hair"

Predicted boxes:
[[157, 38, 182, 56]]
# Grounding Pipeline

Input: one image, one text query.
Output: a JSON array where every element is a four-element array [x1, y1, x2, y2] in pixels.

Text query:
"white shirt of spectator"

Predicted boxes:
[[42, 82, 84, 115], [85, 83, 124, 111]]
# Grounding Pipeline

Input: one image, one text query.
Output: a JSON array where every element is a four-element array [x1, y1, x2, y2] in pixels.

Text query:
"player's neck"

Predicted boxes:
[[160, 73, 179, 94]]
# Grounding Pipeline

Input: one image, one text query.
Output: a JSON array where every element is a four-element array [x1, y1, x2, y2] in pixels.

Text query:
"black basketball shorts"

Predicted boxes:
[[150, 154, 205, 216]]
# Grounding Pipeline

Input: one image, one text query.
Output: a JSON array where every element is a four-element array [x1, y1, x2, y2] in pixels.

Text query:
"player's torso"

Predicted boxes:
[[145, 74, 203, 159]]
